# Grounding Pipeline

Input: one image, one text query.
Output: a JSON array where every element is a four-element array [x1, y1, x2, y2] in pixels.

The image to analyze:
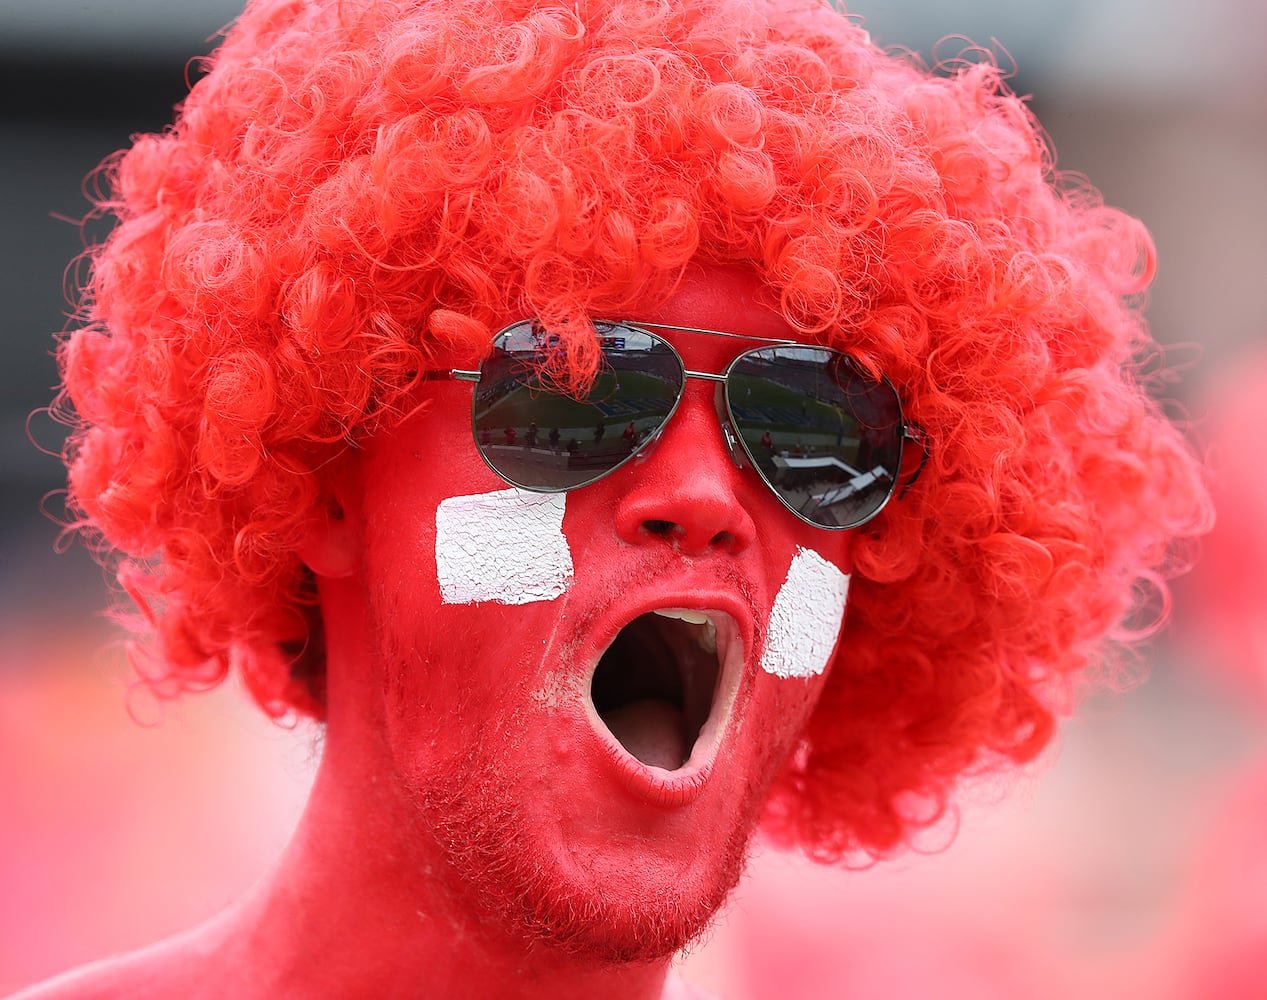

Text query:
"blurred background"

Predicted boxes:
[[1, 1, 1264, 996]]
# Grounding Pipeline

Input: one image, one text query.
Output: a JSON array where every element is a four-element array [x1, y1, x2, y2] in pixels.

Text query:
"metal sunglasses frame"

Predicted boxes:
[[434, 319, 928, 529]]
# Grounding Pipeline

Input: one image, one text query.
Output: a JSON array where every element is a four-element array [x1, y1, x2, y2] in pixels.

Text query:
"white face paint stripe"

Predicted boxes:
[[435, 488, 574, 605], [760, 547, 850, 679]]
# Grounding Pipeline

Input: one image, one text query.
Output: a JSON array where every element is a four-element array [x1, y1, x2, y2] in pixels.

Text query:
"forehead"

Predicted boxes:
[[599, 265, 824, 371], [638, 266, 798, 339], [481, 265, 828, 377]]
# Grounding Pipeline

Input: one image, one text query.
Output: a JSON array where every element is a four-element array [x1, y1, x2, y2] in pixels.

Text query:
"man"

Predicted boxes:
[[20, 0, 1209, 996]]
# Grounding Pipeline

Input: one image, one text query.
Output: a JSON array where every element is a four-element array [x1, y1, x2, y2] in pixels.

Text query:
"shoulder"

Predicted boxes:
[[6, 924, 240, 1000], [661, 971, 723, 1000], [7, 954, 170, 1000]]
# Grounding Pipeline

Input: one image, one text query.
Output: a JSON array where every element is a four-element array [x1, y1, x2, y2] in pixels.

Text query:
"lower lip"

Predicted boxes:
[[586, 647, 739, 808], [583, 605, 745, 808], [590, 726, 716, 807]]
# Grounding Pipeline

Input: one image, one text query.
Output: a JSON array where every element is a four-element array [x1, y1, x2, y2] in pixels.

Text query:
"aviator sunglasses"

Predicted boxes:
[[434, 320, 926, 530]]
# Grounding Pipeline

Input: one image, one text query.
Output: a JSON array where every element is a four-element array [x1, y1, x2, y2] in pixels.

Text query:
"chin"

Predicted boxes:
[[531, 811, 757, 962], [410, 736, 760, 964], [514, 856, 746, 962]]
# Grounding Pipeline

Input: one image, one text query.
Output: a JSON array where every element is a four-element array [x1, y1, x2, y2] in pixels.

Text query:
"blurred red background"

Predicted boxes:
[[1, 1, 1264, 996]]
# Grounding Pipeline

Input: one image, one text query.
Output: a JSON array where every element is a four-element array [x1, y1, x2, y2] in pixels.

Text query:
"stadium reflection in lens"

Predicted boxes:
[[725, 347, 903, 528]]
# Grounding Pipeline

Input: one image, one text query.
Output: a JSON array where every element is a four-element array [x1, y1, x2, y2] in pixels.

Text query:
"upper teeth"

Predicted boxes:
[[653, 608, 709, 625], [653, 608, 718, 654]]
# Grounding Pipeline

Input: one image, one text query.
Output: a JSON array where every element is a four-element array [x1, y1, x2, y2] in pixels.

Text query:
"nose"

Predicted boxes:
[[613, 384, 758, 556]]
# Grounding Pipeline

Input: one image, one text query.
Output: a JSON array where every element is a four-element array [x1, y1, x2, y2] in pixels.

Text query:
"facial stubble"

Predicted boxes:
[[368, 582, 770, 964]]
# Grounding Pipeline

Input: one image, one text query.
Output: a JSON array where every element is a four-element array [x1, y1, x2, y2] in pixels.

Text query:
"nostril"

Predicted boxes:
[[641, 520, 737, 551], [615, 460, 758, 554], [709, 530, 735, 550]]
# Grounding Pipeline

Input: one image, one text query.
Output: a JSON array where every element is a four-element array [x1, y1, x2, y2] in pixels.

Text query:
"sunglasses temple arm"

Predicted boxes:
[[419, 370, 482, 382], [897, 423, 929, 501]]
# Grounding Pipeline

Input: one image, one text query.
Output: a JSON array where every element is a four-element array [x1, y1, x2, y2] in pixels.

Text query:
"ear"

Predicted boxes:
[[297, 494, 360, 579]]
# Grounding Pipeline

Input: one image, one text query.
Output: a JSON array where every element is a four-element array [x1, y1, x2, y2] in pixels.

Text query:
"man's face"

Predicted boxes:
[[326, 268, 854, 961]]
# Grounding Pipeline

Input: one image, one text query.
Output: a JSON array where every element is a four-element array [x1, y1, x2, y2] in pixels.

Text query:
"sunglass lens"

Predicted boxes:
[[472, 322, 683, 490], [726, 347, 904, 528]]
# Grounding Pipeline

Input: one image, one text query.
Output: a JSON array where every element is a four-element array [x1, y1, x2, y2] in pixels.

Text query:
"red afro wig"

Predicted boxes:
[[58, 0, 1211, 859]]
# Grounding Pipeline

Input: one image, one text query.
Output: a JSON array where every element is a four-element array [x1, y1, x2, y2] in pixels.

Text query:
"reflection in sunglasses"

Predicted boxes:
[[451, 320, 920, 529]]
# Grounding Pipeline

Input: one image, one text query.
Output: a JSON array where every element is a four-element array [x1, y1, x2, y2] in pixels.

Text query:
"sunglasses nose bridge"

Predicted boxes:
[[612, 380, 758, 556], [630, 370, 743, 470], [711, 381, 748, 472], [617, 378, 748, 495]]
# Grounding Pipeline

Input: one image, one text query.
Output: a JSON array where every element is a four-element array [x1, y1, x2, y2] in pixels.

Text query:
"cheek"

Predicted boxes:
[[434, 488, 575, 605], [735, 544, 849, 773], [759, 546, 850, 681]]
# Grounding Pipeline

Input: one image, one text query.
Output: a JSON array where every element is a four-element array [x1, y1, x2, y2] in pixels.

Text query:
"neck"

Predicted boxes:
[[205, 565, 679, 1000], [215, 744, 671, 1000]]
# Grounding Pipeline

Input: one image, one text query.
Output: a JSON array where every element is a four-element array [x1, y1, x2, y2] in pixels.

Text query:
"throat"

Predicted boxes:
[[590, 612, 721, 771], [601, 699, 688, 771]]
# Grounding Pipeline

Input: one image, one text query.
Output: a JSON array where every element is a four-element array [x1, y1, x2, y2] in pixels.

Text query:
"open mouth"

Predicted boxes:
[[590, 609, 724, 771]]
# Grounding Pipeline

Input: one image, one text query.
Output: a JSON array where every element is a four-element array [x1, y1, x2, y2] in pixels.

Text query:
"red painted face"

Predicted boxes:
[[322, 267, 855, 960]]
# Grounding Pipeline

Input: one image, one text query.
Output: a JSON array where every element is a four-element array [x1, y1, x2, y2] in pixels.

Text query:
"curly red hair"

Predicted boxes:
[[59, 0, 1210, 859]]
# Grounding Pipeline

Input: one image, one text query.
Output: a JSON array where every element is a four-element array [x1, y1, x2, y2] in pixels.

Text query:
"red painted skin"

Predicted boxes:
[[18, 268, 853, 999]]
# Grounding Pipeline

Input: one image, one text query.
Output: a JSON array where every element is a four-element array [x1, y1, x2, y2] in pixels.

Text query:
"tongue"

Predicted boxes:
[[603, 699, 689, 770]]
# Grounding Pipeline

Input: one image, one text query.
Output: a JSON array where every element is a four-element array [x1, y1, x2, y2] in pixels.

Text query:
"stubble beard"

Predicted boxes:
[[397, 714, 763, 964], [371, 625, 764, 963], [365, 561, 776, 964]]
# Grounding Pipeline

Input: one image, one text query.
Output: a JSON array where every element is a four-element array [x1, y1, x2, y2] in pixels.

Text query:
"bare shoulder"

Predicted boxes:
[[6, 953, 158, 1000], [6, 923, 241, 1000], [661, 972, 722, 1000]]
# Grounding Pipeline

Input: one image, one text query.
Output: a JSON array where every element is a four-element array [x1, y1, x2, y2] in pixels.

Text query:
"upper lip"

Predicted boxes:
[[582, 589, 752, 806]]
